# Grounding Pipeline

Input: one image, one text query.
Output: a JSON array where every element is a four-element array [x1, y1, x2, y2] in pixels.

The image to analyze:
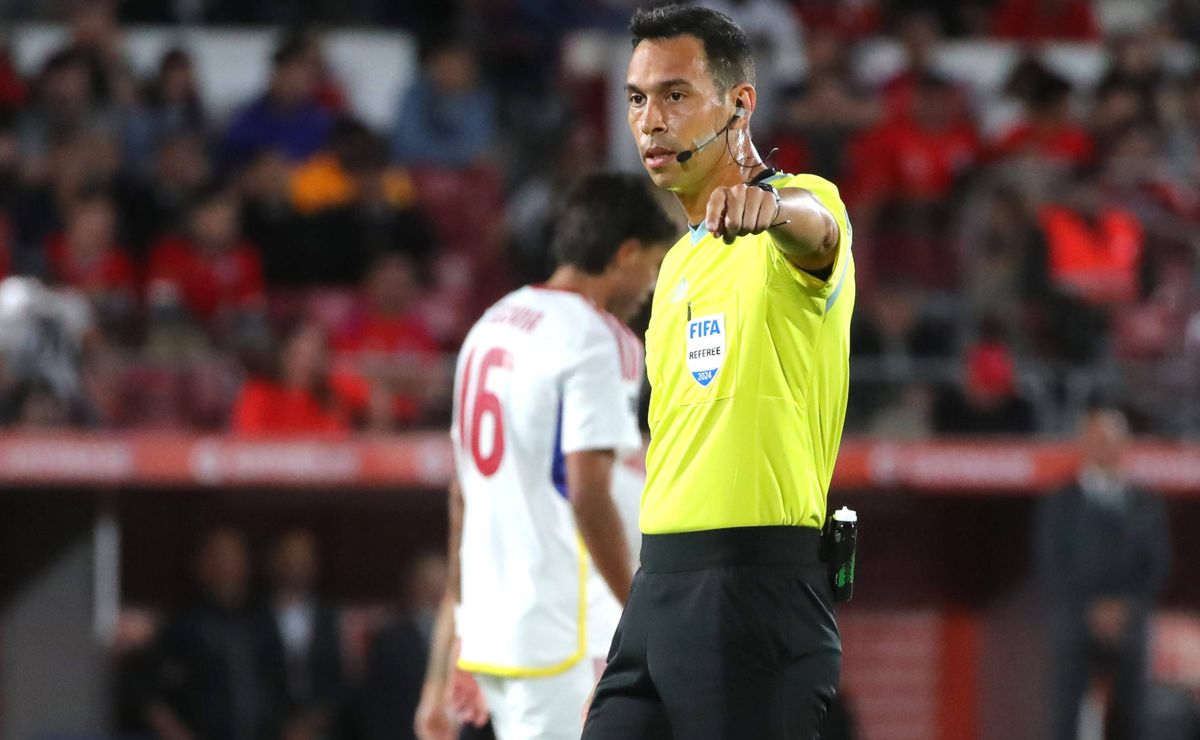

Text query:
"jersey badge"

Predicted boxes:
[[686, 312, 725, 387]]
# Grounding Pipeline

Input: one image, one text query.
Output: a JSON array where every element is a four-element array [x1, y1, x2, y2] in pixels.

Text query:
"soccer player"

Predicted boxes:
[[415, 173, 676, 740], [582, 6, 855, 740]]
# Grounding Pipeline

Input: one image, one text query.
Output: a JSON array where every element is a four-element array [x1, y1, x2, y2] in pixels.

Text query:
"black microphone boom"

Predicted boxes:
[[674, 110, 740, 164]]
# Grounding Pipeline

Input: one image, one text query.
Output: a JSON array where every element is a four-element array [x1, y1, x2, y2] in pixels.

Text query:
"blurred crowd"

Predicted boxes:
[[118, 527, 448, 740], [0, 0, 1199, 436]]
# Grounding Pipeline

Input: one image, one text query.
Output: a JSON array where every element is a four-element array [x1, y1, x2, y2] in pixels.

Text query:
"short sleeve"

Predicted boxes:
[[767, 173, 853, 298], [559, 327, 641, 458]]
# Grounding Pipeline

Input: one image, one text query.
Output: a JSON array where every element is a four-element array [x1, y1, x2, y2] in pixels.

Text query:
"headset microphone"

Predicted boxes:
[[675, 103, 745, 164]]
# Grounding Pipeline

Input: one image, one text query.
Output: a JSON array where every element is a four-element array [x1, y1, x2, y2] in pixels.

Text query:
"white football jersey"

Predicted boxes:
[[453, 286, 643, 676]]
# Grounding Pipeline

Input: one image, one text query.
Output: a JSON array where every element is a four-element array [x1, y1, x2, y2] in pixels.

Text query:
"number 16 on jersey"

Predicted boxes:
[[456, 347, 513, 477]]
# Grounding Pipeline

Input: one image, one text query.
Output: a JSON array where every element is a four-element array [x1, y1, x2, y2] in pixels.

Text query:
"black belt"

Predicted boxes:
[[640, 525, 823, 573]]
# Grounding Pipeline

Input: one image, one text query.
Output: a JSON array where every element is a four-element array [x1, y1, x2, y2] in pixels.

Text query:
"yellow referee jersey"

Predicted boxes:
[[640, 173, 855, 534]]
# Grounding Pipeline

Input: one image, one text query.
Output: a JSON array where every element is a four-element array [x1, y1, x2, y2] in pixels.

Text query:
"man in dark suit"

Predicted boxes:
[[1035, 405, 1170, 740], [140, 528, 283, 740], [263, 529, 344, 740]]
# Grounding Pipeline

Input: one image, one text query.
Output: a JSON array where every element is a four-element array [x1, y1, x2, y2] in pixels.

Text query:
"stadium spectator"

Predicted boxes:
[[967, 185, 1048, 338], [145, 183, 265, 330], [857, 73, 980, 203], [238, 148, 303, 285], [116, 131, 212, 258], [263, 529, 344, 740], [290, 118, 381, 215], [1037, 185, 1144, 306], [230, 321, 352, 434], [122, 48, 207, 172], [851, 73, 980, 284], [0, 276, 99, 427], [0, 43, 27, 109], [770, 26, 879, 180], [868, 383, 935, 440], [789, 0, 881, 38], [0, 377, 74, 428], [390, 38, 495, 167], [139, 528, 282, 740], [15, 49, 108, 175], [1035, 405, 1170, 740], [60, 0, 135, 106], [331, 253, 441, 430], [933, 328, 1037, 435], [850, 285, 957, 360], [359, 553, 447, 740], [505, 124, 603, 284], [877, 10, 966, 124], [1171, 0, 1200, 42], [994, 62, 1094, 168], [1163, 71, 1200, 186], [1090, 78, 1150, 156], [0, 111, 19, 212], [12, 131, 101, 264], [42, 185, 136, 333], [291, 119, 436, 285], [224, 35, 332, 167], [294, 30, 347, 114], [1101, 30, 1167, 93], [992, 0, 1101, 40]]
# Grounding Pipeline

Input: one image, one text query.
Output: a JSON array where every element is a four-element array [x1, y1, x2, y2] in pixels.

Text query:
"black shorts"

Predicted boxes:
[[581, 526, 841, 740]]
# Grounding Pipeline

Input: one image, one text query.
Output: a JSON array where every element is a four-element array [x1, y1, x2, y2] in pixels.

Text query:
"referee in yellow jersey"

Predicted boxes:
[[581, 5, 854, 739]]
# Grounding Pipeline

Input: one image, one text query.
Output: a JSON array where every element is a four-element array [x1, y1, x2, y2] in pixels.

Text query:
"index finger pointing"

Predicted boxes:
[[706, 188, 729, 235]]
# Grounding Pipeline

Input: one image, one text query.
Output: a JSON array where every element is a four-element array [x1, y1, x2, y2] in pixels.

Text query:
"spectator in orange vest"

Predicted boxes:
[[1038, 185, 1144, 306]]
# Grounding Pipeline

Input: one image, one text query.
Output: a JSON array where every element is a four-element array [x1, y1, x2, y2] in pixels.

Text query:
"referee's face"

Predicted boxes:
[[627, 35, 729, 193]]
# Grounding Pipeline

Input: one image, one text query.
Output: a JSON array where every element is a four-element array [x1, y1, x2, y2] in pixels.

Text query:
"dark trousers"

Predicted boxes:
[[1051, 630, 1149, 740], [582, 526, 842, 740]]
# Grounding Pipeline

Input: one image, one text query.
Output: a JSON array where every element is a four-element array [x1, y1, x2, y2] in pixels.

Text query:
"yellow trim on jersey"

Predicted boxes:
[[457, 534, 589, 678]]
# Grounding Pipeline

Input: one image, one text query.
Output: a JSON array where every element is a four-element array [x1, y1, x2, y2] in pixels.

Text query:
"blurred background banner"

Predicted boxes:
[[1, 0, 1200, 738]]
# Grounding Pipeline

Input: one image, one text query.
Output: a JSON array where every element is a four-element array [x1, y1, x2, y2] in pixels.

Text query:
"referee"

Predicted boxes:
[[582, 6, 854, 740]]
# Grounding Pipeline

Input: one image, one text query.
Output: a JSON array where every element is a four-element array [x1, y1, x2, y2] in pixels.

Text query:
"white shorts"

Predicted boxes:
[[475, 658, 599, 740]]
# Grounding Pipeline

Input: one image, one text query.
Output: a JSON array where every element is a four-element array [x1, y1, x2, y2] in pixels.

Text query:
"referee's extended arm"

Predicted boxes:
[[704, 183, 840, 272]]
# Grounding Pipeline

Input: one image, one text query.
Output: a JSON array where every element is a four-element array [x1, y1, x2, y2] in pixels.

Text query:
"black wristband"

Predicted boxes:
[[754, 181, 783, 226]]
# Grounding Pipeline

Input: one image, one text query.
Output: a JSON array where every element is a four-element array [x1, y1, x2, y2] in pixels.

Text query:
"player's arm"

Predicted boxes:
[[415, 478, 467, 740], [568, 449, 633, 605], [422, 476, 462, 693], [705, 183, 840, 272], [145, 704, 194, 740]]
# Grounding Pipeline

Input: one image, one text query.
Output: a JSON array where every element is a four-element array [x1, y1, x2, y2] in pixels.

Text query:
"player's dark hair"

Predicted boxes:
[[630, 4, 754, 91], [550, 173, 677, 275], [272, 32, 310, 68]]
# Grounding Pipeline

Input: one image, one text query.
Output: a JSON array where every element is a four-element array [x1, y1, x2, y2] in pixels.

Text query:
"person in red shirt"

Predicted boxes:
[[993, 0, 1100, 41], [230, 321, 351, 435], [43, 185, 136, 321], [994, 65, 1094, 167], [848, 74, 979, 285], [332, 253, 442, 429], [866, 74, 981, 202], [145, 183, 265, 329], [878, 11, 969, 126]]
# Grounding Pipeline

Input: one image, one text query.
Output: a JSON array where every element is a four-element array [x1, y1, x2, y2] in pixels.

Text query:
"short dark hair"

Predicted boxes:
[[188, 180, 235, 214], [550, 173, 677, 275], [630, 4, 754, 91], [272, 32, 311, 68]]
